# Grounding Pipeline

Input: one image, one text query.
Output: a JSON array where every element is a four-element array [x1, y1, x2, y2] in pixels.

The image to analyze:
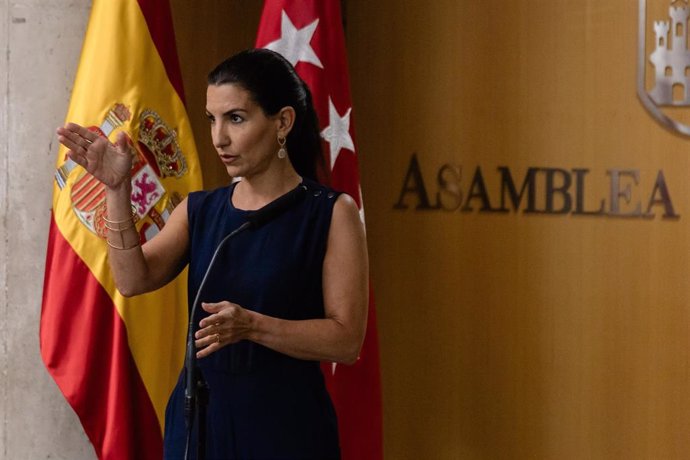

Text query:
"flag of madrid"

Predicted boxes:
[[256, 2, 383, 459]]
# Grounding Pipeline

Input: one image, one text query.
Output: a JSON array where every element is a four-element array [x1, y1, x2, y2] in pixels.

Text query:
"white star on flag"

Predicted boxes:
[[321, 97, 355, 170], [264, 10, 323, 68]]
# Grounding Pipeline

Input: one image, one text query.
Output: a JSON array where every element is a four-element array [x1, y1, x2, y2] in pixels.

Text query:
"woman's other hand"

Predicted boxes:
[[195, 301, 255, 358], [56, 122, 132, 189]]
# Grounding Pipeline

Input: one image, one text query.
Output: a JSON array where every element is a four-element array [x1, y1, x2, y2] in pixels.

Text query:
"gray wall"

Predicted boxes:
[[0, 1, 95, 458]]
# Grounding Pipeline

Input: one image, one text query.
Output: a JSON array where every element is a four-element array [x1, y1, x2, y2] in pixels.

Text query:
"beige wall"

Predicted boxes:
[[0, 1, 96, 458]]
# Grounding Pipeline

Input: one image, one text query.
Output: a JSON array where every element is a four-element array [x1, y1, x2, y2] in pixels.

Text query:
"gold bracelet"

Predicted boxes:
[[104, 220, 136, 232], [102, 215, 133, 224], [106, 238, 141, 250], [103, 206, 138, 230], [106, 219, 140, 249]]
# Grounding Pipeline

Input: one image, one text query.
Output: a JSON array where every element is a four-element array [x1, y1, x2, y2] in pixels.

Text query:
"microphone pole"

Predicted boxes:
[[183, 184, 306, 460]]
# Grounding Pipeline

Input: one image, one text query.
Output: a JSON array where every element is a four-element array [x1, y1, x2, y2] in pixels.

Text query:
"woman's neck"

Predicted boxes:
[[232, 166, 302, 211]]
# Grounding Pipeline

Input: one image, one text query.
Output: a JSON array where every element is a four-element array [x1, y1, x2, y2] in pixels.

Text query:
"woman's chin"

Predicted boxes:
[[224, 164, 242, 177]]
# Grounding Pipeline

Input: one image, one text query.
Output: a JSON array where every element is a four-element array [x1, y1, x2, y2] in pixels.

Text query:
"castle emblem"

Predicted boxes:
[[638, 0, 690, 136]]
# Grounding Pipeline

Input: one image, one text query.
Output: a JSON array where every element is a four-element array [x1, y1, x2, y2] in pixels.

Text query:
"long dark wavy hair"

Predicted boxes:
[[207, 48, 323, 182]]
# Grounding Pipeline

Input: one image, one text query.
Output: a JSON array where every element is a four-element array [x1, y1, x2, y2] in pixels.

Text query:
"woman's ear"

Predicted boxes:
[[276, 106, 296, 138]]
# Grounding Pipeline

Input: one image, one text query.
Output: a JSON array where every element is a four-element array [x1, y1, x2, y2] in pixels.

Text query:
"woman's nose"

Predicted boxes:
[[212, 124, 229, 148], [211, 123, 226, 147]]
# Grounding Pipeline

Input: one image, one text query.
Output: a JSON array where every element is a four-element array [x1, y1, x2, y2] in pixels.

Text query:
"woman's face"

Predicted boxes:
[[206, 83, 281, 179]]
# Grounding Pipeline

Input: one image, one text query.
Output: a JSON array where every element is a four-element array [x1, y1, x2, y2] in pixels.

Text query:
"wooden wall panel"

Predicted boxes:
[[171, 1, 690, 458], [170, 0, 263, 190], [346, 0, 690, 458]]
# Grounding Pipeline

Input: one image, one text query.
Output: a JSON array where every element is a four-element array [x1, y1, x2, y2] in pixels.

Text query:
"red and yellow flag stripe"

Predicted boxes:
[[41, 0, 201, 458]]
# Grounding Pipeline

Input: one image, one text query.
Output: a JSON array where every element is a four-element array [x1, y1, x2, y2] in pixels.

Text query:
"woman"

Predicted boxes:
[[56, 48, 368, 459]]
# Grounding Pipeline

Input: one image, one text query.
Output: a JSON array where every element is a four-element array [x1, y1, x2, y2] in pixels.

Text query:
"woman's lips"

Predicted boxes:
[[220, 154, 237, 165]]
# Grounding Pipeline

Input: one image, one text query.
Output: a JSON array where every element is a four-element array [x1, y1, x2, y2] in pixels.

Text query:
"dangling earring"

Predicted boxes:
[[277, 136, 287, 159]]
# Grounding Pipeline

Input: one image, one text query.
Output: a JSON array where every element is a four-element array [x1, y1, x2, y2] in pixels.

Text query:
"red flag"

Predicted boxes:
[[40, 0, 202, 458], [256, 2, 383, 459]]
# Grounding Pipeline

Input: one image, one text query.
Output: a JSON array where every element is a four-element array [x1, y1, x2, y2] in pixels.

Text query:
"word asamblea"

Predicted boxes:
[[394, 154, 678, 219]]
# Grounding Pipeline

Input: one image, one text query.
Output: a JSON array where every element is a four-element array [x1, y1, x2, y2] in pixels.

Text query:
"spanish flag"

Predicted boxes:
[[40, 1, 202, 458]]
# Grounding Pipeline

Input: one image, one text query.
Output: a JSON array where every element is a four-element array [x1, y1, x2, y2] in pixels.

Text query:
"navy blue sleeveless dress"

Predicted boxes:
[[163, 179, 341, 460]]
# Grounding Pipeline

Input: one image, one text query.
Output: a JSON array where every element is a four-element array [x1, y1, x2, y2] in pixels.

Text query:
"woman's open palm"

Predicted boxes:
[[56, 122, 132, 188]]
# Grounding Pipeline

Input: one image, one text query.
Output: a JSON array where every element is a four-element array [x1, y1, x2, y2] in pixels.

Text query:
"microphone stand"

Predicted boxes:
[[184, 221, 251, 460]]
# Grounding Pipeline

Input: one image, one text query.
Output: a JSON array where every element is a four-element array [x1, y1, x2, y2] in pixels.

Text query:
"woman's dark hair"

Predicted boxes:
[[207, 48, 323, 182]]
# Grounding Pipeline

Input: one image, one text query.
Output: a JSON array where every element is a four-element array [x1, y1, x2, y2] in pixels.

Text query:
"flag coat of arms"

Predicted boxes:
[[256, 2, 383, 459], [40, 0, 202, 458]]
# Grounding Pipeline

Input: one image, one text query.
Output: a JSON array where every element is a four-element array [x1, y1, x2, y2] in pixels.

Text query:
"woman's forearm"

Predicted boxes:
[[105, 182, 151, 296], [248, 312, 365, 364]]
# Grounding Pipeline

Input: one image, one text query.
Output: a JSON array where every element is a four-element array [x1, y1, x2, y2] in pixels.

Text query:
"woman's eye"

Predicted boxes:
[[230, 114, 244, 123]]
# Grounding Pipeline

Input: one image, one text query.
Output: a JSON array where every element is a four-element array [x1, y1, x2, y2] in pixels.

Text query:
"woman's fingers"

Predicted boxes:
[[57, 125, 98, 156], [195, 319, 223, 339], [196, 339, 222, 359], [194, 306, 237, 357], [64, 122, 98, 143], [196, 330, 223, 348], [201, 301, 227, 315], [195, 323, 226, 358], [56, 130, 83, 153], [114, 131, 130, 155]]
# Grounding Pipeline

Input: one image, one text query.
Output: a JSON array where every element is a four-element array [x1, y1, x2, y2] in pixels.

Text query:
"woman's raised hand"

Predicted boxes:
[[56, 122, 133, 189]]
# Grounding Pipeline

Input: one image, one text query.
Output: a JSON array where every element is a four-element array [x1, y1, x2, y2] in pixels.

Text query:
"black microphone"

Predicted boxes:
[[183, 183, 306, 458]]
